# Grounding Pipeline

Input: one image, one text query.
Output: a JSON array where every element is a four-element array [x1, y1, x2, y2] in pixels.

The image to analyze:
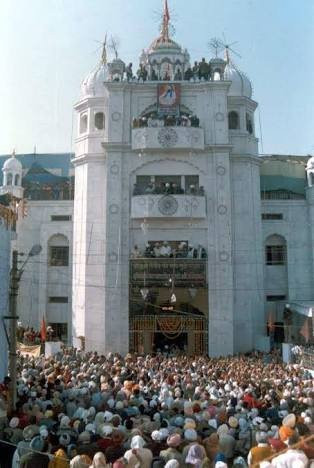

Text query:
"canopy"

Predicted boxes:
[[289, 301, 313, 318]]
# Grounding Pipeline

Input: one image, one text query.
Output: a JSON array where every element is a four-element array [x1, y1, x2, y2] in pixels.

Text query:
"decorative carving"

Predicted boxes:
[[219, 251, 229, 262], [217, 204, 227, 215], [109, 204, 119, 214], [158, 195, 179, 215], [157, 128, 178, 148], [216, 165, 226, 176], [215, 112, 224, 122], [110, 163, 119, 175], [111, 112, 121, 122]]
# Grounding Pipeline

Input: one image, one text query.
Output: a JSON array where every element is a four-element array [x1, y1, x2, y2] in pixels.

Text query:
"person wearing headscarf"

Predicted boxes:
[[70, 454, 93, 468], [20, 436, 50, 468], [89, 452, 110, 468], [203, 432, 219, 462], [123, 435, 153, 468], [185, 443, 206, 467], [247, 432, 272, 467], [269, 433, 309, 467], [159, 434, 183, 465], [48, 435, 70, 468]]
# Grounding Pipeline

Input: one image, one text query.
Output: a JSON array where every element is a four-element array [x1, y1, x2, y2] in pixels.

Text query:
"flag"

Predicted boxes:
[[299, 318, 310, 343], [267, 311, 275, 333], [164, 0, 170, 23], [40, 316, 47, 342]]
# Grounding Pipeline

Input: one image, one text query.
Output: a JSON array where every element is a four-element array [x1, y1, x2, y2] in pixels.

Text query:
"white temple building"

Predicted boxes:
[[1, 1, 313, 356]]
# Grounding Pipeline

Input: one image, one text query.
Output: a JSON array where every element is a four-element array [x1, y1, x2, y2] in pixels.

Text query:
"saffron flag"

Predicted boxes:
[[299, 318, 310, 343], [40, 316, 47, 342]]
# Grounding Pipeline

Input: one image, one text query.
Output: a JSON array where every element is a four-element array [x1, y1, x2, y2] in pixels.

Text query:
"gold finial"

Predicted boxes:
[[161, 0, 170, 42]]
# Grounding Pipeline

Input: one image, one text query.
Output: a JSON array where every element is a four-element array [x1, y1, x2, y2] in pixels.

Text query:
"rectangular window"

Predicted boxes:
[[266, 295, 286, 301], [49, 246, 69, 266], [51, 215, 72, 221], [48, 296, 68, 303], [265, 246, 286, 265], [48, 322, 68, 341], [185, 175, 199, 192], [262, 213, 283, 220]]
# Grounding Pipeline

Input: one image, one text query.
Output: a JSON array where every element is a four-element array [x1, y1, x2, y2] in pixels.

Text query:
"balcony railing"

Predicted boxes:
[[130, 258, 207, 287], [132, 126, 204, 151], [131, 194, 206, 218]]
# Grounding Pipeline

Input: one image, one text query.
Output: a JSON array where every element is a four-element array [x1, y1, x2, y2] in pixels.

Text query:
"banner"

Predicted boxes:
[[157, 84, 180, 115], [17, 342, 41, 357]]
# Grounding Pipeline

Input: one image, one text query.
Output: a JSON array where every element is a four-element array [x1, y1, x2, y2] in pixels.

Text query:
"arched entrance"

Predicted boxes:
[[129, 315, 208, 355]]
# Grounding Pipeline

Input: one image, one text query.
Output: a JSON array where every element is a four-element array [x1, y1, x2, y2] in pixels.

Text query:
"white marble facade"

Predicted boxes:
[[71, 22, 268, 356], [2, 10, 313, 356]]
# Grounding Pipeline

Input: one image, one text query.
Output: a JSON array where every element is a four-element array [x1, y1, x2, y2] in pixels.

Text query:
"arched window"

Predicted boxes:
[[265, 234, 287, 265], [14, 174, 20, 186], [80, 113, 88, 134], [48, 234, 69, 267], [228, 111, 239, 130], [7, 173, 13, 185], [213, 69, 221, 81], [246, 113, 253, 134], [94, 112, 104, 130]]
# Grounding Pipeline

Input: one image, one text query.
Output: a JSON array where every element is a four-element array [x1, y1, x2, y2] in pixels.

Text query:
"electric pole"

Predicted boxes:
[[8, 249, 19, 412]]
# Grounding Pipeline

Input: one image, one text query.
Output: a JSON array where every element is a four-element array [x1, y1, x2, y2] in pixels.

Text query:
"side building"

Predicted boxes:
[[0, 153, 74, 343]]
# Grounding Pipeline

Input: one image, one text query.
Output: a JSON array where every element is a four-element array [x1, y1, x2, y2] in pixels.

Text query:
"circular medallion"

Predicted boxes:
[[219, 251, 229, 262], [215, 112, 225, 122], [111, 112, 121, 122], [158, 195, 179, 216], [109, 204, 119, 214], [217, 204, 227, 215], [216, 165, 226, 176], [110, 163, 119, 175], [109, 252, 118, 263], [137, 197, 146, 206], [158, 128, 178, 148]]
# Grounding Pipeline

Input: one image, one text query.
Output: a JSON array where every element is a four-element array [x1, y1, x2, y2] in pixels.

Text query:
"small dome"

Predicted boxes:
[[224, 62, 252, 98], [3, 153, 22, 172], [149, 36, 181, 53], [80, 63, 109, 98]]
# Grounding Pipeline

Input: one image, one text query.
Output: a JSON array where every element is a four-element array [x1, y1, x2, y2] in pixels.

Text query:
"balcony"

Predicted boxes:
[[132, 126, 204, 151], [131, 194, 206, 218], [130, 258, 207, 287]]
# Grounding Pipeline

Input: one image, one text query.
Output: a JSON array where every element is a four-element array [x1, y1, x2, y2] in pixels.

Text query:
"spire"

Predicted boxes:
[[224, 46, 230, 64], [161, 0, 170, 42], [12, 148, 16, 158], [101, 34, 107, 65]]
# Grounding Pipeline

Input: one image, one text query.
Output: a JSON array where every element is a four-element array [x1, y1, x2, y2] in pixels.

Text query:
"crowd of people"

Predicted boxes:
[[132, 114, 200, 129], [0, 350, 313, 467], [133, 182, 204, 197], [123, 58, 221, 83], [131, 242, 207, 260]]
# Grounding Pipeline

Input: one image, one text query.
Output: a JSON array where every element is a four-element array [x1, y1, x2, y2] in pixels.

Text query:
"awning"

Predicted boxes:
[[289, 301, 313, 318]]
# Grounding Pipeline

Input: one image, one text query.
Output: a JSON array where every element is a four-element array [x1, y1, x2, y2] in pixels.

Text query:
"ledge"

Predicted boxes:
[[131, 194, 206, 218], [132, 126, 204, 151]]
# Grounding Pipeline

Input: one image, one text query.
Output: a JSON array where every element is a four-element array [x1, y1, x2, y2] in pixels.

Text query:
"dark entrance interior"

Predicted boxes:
[[153, 331, 188, 353]]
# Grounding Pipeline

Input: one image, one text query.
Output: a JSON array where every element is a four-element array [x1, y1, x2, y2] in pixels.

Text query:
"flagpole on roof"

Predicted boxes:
[[161, 0, 170, 42]]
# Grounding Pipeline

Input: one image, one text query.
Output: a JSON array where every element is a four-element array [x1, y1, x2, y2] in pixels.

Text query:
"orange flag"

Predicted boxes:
[[299, 318, 310, 343], [40, 316, 47, 342]]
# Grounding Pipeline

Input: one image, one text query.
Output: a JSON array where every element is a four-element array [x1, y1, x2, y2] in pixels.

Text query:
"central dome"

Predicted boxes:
[[149, 36, 182, 53]]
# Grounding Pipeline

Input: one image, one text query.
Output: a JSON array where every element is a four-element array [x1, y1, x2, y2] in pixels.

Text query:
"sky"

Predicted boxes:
[[0, 0, 313, 156]]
